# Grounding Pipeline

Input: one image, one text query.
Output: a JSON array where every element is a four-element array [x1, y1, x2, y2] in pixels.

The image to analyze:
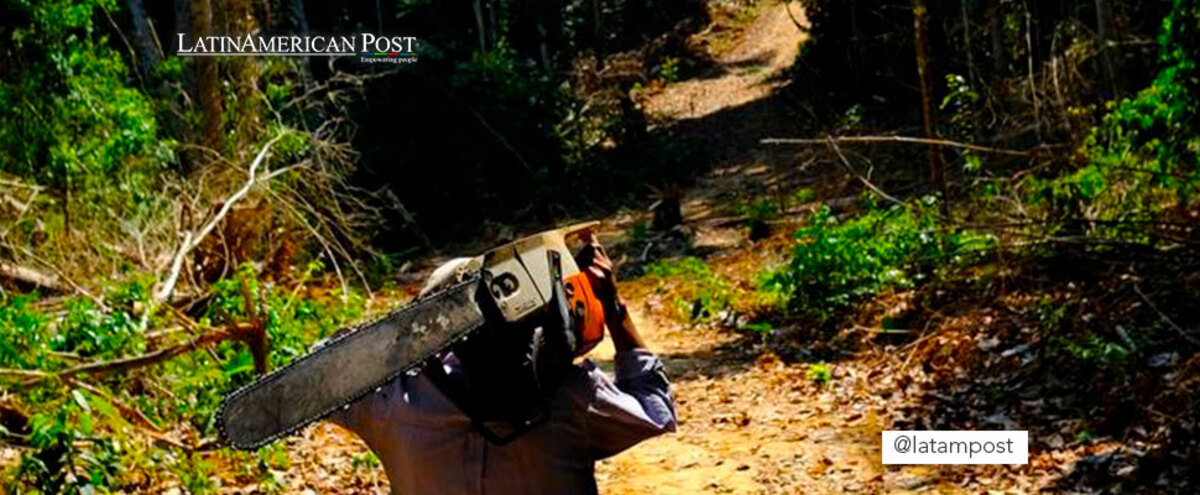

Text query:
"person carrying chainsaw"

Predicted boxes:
[[329, 234, 676, 495]]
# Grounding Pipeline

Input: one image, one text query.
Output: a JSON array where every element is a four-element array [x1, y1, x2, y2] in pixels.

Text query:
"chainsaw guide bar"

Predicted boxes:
[[217, 277, 485, 450]]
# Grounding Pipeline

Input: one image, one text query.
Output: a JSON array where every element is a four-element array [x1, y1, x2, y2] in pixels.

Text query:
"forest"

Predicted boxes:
[[0, 0, 1197, 492]]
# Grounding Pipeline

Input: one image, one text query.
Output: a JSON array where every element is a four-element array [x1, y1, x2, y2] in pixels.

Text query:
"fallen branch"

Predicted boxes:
[[67, 379, 163, 434], [0, 368, 50, 379], [154, 133, 286, 303], [783, 1, 806, 31], [0, 177, 44, 191], [57, 325, 244, 380], [1133, 283, 1200, 346], [762, 135, 1068, 157], [824, 136, 905, 206], [0, 261, 63, 291], [3, 323, 251, 387]]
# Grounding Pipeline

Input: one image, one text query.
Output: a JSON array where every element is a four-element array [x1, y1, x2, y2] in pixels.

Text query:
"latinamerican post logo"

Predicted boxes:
[[176, 33, 418, 63]]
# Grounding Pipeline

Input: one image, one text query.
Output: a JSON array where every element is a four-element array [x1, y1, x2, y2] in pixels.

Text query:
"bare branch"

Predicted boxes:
[[1133, 283, 1200, 346], [763, 135, 1068, 157], [783, 1, 806, 31], [154, 133, 286, 303], [2, 323, 255, 388], [0, 261, 63, 291], [824, 136, 905, 206]]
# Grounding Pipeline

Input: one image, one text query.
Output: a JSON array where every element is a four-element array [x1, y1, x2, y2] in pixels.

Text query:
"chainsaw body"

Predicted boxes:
[[466, 223, 606, 356]]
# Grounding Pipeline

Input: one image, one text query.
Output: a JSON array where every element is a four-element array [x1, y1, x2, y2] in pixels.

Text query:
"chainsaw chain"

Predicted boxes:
[[216, 275, 483, 450]]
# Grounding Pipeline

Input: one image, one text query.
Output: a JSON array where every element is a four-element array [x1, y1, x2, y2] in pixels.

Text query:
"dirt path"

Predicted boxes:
[[645, 1, 805, 121], [589, 4, 899, 493], [588, 305, 888, 494]]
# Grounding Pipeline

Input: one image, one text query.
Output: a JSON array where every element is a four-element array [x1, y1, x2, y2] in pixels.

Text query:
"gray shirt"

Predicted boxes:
[[331, 349, 676, 494]]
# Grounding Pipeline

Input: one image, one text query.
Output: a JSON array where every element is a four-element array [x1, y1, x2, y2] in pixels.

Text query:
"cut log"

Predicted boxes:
[[0, 261, 64, 292]]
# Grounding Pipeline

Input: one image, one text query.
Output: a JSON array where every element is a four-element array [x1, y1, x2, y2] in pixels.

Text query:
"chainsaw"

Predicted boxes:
[[217, 222, 607, 450]]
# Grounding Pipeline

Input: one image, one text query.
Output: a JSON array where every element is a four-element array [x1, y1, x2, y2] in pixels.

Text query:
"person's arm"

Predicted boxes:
[[606, 296, 646, 351], [576, 234, 676, 458]]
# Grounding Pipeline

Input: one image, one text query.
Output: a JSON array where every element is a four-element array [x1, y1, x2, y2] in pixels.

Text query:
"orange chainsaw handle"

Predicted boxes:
[[563, 271, 605, 356], [559, 224, 611, 356]]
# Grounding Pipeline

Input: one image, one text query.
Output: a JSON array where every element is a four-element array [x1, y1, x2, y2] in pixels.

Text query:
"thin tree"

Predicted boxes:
[[912, 0, 950, 220], [191, 0, 222, 153], [125, 0, 161, 79]]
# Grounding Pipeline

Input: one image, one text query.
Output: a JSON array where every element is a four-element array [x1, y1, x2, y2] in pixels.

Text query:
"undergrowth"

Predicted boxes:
[[758, 197, 994, 323], [0, 262, 368, 493], [643, 256, 735, 323]]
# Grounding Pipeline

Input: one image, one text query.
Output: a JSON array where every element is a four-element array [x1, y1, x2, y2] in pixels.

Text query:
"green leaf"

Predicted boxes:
[[86, 391, 132, 431], [72, 389, 92, 414]]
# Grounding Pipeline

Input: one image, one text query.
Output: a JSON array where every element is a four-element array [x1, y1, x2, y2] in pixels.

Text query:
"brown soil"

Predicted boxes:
[[643, 1, 806, 121]]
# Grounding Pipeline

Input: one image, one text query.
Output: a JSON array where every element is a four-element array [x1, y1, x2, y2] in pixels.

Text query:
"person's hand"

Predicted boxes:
[[576, 232, 619, 308], [575, 232, 646, 350]]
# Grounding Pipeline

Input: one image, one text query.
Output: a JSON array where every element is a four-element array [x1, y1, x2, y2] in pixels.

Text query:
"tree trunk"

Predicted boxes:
[[289, 0, 309, 35], [126, 0, 161, 79], [225, 0, 263, 156], [988, 0, 1005, 78], [191, 0, 222, 154], [1094, 0, 1118, 96], [1023, 0, 1042, 141], [375, 0, 383, 32], [173, 0, 191, 52], [172, 0, 196, 169], [473, 0, 487, 51], [960, 0, 976, 85], [288, 0, 320, 79], [653, 186, 684, 231], [912, 0, 949, 219]]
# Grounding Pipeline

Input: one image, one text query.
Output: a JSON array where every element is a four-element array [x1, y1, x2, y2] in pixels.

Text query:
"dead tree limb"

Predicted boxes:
[[154, 134, 285, 303], [784, 1, 806, 32], [1133, 283, 1200, 346], [0, 261, 63, 291], [824, 136, 904, 206], [239, 277, 270, 374], [762, 135, 1067, 157], [0, 323, 253, 387], [51, 325, 243, 381]]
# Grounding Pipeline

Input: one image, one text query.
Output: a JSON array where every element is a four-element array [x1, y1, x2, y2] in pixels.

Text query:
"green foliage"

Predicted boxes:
[[738, 321, 773, 344], [351, 451, 381, 472], [1, 263, 368, 492], [653, 56, 682, 83], [0, 0, 169, 201], [627, 220, 651, 245], [735, 198, 781, 240], [172, 452, 217, 494], [739, 321, 773, 335], [939, 73, 980, 141], [760, 198, 992, 321], [1035, 298, 1144, 375], [0, 295, 51, 369], [792, 187, 816, 204], [0, 294, 143, 371], [806, 363, 832, 387], [644, 256, 734, 322], [55, 299, 140, 359], [1038, 0, 1200, 230], [1054, 334, 1133, 368], [14, 389, 131, 494]]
